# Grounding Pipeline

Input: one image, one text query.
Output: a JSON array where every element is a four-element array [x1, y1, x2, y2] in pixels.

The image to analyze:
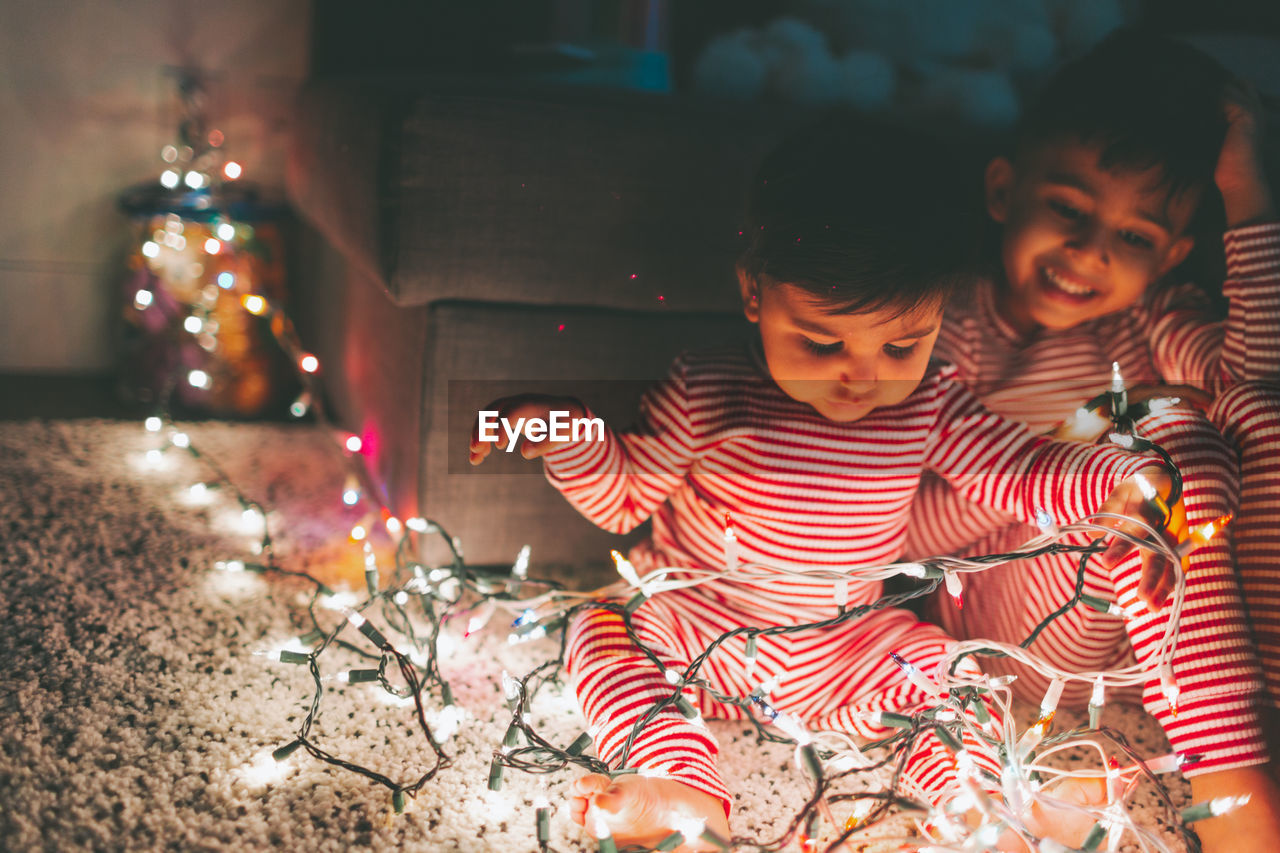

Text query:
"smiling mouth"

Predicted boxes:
[[1041, 266, 1098, 301]]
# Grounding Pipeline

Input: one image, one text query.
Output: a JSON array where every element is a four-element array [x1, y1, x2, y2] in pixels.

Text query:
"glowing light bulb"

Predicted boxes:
[[351, 525, 367, 541], [142, 241, 160, 258], [1037, 678, 1065, 729], [385, 516, 402, 536], [1160, 661, 1180, 715], [299, 354, 319, 373], [342, 488, 360, 506], [1089, 675, 1106, 728], [1210, 794, 1251, 816], [184, 171, 204, 189], [187, 369, 210, 389], [319, 590, 357, 611], [1134, 472, 1158, 501], [1146, 754, 1180, 774], [464, 599, 496, 636], [1109, 431, 1136, 449], [501, 670, 520, 705], [344, 434, 362, 453], [611, 549, 642, 588], [512, 545, 531, 580], [845, 799, 873, 831], [434, 703, 463, 742], [203, 238, 221, 254], [899, 562, 928, 578], [590, 808, 614, 848], [1182, 793, 1251, 822], [1177, 513, 1232, 557], [242, 294, 266, 315], [1109, 361, 1128, 418], [943, 571, 963, 609], [722, 512, 739, 571], [753, 673, 782, 699], [145, 416, 162, 432], [133, 289, 154, 310], [216, 223, 235, 241], [670, 814, 707, 848], [888, 650, 940, 697], [170, 432, 190, 449], [772, 709, 810, 744], [1034, 505, 1059, 536], [160, 169, 180, 189], [183, 315, 203, 334], [223, 161, 242, 179], [290, 392, 311, 418], [744, 635, 758, 674], [217, 271, 235, 289]]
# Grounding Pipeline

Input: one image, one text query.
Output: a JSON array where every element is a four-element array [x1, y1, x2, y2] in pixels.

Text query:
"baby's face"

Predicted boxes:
[[987, 140, 1197, 334], [744, 279, 942, 423]]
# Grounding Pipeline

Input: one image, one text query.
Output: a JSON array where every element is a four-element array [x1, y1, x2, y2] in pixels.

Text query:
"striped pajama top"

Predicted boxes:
[[543, 346, 1150, 622]]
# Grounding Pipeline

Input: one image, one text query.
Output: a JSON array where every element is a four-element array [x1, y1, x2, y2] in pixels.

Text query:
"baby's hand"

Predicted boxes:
[[1216, 81, 1275, 227], [1093, 464, 1188, 613], [468, 394, 586, 466]]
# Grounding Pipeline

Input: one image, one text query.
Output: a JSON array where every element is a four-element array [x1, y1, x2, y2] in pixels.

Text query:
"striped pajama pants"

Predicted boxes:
[[566, 590, 999, 816], [908, 403, 1270, 774]]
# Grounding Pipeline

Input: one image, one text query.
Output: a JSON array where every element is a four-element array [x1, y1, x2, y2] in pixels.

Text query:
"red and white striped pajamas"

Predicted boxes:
[[544, 347, 1150, 814], [910, 223, 1280, 774]]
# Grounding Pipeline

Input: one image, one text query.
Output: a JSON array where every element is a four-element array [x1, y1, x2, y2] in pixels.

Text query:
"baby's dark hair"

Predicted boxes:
[[1016, 28, 1232, 204], [739, 119, 980, 318]]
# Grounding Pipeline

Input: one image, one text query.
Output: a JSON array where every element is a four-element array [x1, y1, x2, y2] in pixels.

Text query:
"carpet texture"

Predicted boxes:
[[0, 420, 1193, 851]]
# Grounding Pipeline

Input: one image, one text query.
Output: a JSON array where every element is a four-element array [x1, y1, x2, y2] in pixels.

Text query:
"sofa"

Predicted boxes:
[[286, 74, 816, 573], [284, 31, 1280, 577]]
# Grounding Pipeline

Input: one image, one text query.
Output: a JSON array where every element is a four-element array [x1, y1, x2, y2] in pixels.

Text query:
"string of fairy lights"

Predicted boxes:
[[131, 98, 1250, 852]]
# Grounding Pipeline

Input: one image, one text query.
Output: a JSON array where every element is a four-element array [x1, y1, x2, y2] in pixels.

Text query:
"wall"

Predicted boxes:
[[0, 0, 310, 373]]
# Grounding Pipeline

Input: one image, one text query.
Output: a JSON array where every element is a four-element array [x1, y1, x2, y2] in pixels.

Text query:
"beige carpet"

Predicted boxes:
[[0, 420, 1193, 851]]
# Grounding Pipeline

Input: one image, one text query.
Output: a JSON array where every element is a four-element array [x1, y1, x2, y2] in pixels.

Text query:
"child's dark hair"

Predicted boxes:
[[739, 119, 981, 318], [1016, 28, 1232, 204]]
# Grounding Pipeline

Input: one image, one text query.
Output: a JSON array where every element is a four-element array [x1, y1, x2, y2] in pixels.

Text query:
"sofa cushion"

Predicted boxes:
[[418, 300, 752, 569], [288, 75, 793, 313]]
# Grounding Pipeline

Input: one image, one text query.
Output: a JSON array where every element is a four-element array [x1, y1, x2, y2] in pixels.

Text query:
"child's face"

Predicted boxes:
[[739, 272, 942, 423], [986, 140, 1197, 333]]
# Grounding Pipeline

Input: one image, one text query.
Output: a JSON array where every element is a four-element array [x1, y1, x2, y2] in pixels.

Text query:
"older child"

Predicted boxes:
[[471, 128, 1172, 851], [905, 29, 1280, 853]]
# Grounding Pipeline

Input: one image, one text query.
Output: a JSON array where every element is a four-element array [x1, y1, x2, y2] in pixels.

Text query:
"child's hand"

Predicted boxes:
[[1216, 81, 1275, 227], [468, 394, 587, 466], [1093, 464, 1188, 612]]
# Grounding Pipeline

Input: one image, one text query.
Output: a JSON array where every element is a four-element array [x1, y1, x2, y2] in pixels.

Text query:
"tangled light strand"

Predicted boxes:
[[139, 270, 1244, 851]]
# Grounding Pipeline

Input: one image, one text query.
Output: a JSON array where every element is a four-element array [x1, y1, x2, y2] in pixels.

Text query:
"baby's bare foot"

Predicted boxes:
[[569, 773, 729, 851], [1020, 775, 1109, 849]]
